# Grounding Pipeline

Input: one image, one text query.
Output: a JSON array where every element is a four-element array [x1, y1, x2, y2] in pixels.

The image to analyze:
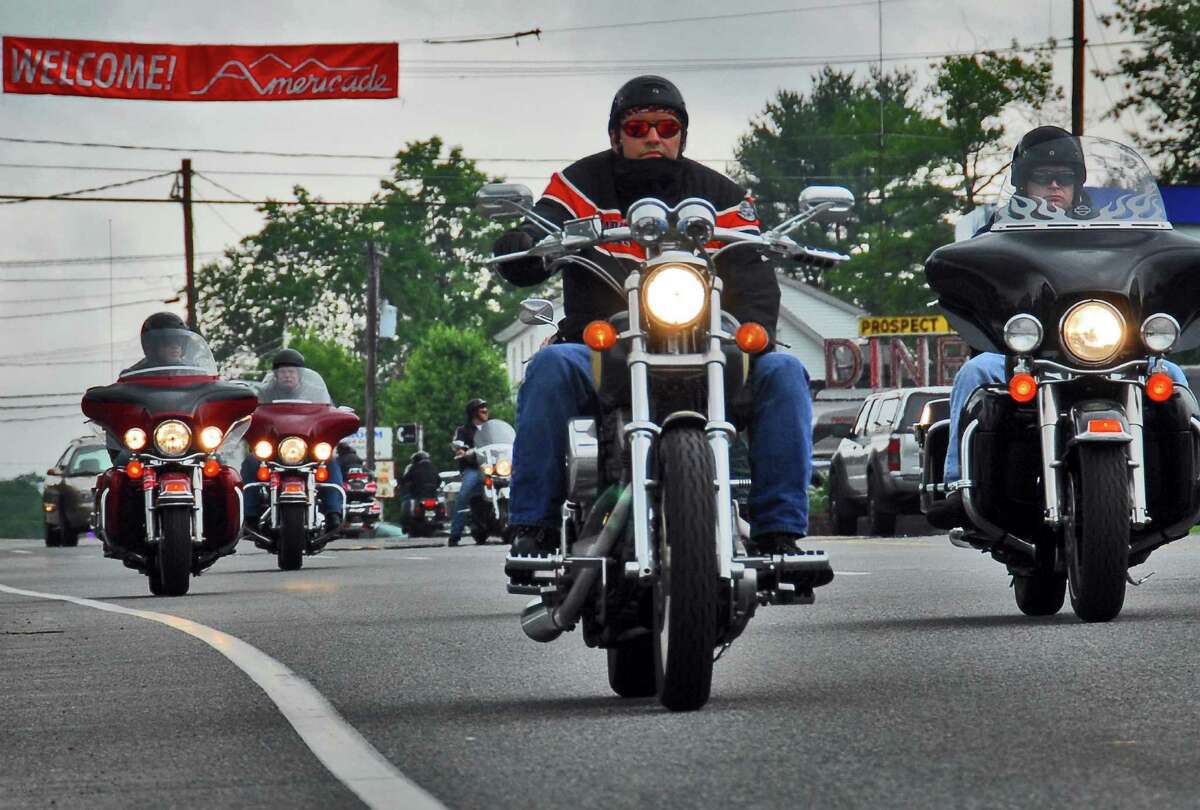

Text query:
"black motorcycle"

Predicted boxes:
[[921, 135, 1200, 622], [481, 181, 853, 710], [342, 465, 383, 537]]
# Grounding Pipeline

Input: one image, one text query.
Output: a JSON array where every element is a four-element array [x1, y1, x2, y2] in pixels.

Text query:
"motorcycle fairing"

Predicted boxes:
[[926, 229, 1200, 360], [82, 380, 258, 441], [246, 403, 361, 448]]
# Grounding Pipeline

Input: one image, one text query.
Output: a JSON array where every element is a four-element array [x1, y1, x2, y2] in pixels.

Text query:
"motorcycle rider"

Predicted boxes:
[[399, 450, 441, 526], [934, 126, 1189, 525], [492, 75, 826, 574], [447, 398, 490, 546], [241, 349, 345, 532], [336, 441, 364, 472]]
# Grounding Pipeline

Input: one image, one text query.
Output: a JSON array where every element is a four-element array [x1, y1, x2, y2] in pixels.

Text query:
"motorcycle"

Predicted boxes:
[[480, 181, 853, 710], [451, 418, 515, 544], [342, 465, 384, 537], [82, 334, 256, 596], [242, 368, 360, 570], [920, 135, 1200, 622]]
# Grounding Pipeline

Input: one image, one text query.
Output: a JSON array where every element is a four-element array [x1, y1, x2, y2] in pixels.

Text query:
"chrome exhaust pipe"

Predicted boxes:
[[521, 487, 633, 643]]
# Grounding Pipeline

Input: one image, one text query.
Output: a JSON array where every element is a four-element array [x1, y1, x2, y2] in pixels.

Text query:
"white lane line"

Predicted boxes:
[[833, 571, 871, 576], [0, 582, 446, 810], [8, 550, 33, 554]]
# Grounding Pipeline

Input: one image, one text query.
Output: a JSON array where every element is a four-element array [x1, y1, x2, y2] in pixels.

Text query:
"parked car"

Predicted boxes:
[[812, 405, 860, 483], [43, 436, 111, 547], [827, 386, 951, 536]]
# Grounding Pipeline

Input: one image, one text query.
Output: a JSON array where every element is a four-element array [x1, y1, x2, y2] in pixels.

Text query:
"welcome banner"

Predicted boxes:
[[3, 37, 398, 101]]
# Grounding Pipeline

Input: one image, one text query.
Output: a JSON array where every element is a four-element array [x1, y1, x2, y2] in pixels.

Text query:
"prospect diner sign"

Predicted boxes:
[[3, 37, 397, 101]]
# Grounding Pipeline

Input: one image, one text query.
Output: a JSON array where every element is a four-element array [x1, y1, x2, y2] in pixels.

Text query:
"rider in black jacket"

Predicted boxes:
[[494, 76, 826, 576]]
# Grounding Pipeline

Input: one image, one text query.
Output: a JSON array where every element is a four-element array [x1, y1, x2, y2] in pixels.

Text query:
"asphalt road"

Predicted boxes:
[[5, 527, 1200, 809]]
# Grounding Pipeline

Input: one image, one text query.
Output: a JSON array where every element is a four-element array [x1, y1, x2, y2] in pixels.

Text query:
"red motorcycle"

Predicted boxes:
[[242, 367, 360, 570], [82, 330, 256, 596]]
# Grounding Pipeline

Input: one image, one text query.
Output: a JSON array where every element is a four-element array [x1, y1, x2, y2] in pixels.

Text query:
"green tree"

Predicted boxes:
[[197, 138, 540, 373], [929, 45, 1061, 211], [1100, 0, 1200, 182], [388, 324, 513, 471], [0, 474, 44, 539], [287, 332, 365, 414]]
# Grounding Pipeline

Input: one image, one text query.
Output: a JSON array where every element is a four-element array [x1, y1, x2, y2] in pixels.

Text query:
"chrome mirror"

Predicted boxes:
[[518, 298, 556, 326], [799, 185, 855, 222], [475, 183, 535, 220]]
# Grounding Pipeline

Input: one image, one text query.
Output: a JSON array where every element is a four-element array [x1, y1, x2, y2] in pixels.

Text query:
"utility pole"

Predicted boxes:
[[364, 240, 380, 468], [1072, 0, 1086, 136], [180, 158, 196, 329]]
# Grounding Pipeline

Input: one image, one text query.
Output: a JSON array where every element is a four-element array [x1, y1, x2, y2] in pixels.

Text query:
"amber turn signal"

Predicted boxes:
[[202, 458, 221, 478], [1009, 373, 1038, 403], [583, 320, 618, 351], [125, 460, 144, 479], [1146, 371, 1174, 403], [315, 465, 330, 483], [256, 463, 271, 482], [1087, 418, 1124, 433], [735, 322, 770, 354]]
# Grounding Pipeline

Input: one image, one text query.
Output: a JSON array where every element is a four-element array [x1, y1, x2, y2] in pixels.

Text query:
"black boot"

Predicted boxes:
[[926, 490, 968, 530], [745, 533, 834, 589], [509, 525, 555, 556]]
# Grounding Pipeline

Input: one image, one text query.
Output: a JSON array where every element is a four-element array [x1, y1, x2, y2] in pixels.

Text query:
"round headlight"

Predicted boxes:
[[313, 442, 332, 462], [253, 440, 274, 460], [198, 426, 223, 452], [1061, 300, 1125, 365], [124, 427, 147, 451], [1003, 314, 1043, 353], [481, 463, 494, 476], [153, 420, 192, 457], [642, 263, 708, 328], [496, 459, 512, 477], [1141, 313, 1180, 353], [278, 437, 308, 465]]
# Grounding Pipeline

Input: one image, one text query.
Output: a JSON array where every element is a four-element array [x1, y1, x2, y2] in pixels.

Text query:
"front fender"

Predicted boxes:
[[1067, 400, 1132, 446]]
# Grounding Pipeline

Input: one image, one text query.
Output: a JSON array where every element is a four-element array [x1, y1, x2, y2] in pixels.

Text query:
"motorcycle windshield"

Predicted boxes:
[[257, 367, 333, 404], [474, 419, 515, 457], [993, 135, 1170, 232], [119, 329, 218, 379]]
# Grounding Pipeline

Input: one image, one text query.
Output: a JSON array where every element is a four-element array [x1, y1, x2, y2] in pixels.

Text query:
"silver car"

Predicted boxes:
[[827, 386, 951, 536]]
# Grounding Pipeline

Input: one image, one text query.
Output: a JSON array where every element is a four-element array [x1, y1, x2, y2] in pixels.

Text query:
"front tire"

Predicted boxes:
[[155, 507, 192, 596], [828, 468, 858, 535], [652, 427, 718, 712], [607, 634, 657, 698], [44, 522, 61, 547], [278, 503, 306, 571], [866, 472, 896, 536], [1065, 445, 1129, 622]]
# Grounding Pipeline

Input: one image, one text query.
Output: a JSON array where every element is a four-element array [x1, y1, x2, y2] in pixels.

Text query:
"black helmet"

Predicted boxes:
[[1012, 125, 1087, 192], [272, 348, 306, 370], [466, 398, 488, 421], [608, 75, 689, 135], [410, 450, 430, 463], [336, 442, 354, 456], [139, 311, 190, 356]]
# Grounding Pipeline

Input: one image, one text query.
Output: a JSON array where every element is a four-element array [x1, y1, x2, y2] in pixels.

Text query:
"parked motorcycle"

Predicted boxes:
[[242, 368, 360, 570], [342, 465, 383, 537], [920, 135, 1200, 622], [452, 418, 515, 544], [480, 181, 853, 710], [82, 334, 256, 596]]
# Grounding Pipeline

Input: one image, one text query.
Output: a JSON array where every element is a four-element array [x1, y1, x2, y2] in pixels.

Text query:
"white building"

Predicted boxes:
[[493, 273, 867, 389]]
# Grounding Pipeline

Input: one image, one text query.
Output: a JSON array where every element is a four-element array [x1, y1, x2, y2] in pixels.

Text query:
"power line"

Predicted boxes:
[[0, 402, 80, 411], [0, 297, 167, 320], [0, 251, 219, 268], [0, 170, 176, 206], [0, 274, 182, 283], [0, 391, 83, 400], [0, 412, 87, 423]]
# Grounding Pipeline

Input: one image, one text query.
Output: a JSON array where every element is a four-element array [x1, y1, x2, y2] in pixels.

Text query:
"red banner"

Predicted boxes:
[[3, 37, 397, 101]]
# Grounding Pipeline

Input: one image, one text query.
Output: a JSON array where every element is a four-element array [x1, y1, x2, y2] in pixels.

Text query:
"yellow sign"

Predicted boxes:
[[858, 315, 953, 337], [374, 460, 395, 499]]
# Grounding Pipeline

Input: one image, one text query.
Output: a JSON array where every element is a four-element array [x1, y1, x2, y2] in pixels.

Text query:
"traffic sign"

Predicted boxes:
[[345, 427, 392, 460], [396, 423, 418, 444], [374, 461, 395, 498]]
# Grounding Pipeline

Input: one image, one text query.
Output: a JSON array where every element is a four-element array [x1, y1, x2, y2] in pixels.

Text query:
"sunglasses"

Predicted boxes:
[[1028, 168, 1080, 187], [621, 119, 682, 139]]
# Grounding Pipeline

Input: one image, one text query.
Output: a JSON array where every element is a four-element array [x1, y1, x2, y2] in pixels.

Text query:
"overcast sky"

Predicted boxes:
[[0, 0, 1139, 475]]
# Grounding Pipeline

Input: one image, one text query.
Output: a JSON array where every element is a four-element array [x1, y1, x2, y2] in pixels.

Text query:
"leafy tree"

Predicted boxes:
[[388, 324, 513, 471], [1099, 0, 1200, 182], [197, 138, 540, 373], [287, 332, 365, 414], [0, 474, 44, 539], [928, 45, 1061, 211]]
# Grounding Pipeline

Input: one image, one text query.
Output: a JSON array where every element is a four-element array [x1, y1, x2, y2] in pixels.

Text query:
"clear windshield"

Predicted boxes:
[[257, 367, 333, 404], [120, 329, 218, 378], [474, 419, 515, 450], [994, 135, 1169, 231]]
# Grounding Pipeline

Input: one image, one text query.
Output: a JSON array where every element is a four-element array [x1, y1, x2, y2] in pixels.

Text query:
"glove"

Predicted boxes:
[[494, 229, 534, 257]]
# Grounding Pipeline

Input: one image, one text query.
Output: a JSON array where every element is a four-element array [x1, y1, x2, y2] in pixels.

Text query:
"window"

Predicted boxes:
[[68, 446, 111, 476], [872, 397, 899, 433], [853, 397, 880, 436]]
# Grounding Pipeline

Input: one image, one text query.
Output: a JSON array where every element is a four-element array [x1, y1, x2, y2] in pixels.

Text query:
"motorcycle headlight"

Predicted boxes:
[[481, 463, 494, 475], [253, 440, 274, 460], [642, 263, 708, 328], [313, 442, 333, 461], [278, 436, 308, 465], [496, 459, 512, 477], [197, 426, 223, 452], [1061, 300, 1125, 365], [1003, 314, 1043, 353], [153, 420, 191, 457], [124, 427, 147, 451], [1141, 313, 1180, 353]]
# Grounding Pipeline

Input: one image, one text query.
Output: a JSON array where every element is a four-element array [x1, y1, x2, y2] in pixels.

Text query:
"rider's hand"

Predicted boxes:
[[494, 229, 534, 257]]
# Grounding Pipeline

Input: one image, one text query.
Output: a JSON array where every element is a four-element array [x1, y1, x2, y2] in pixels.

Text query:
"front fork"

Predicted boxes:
[[142, 465, 204, 544]]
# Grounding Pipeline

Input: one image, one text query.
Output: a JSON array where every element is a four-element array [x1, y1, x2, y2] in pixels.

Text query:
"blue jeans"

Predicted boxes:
[[944, 352, 1189, 482], [510, 344, 814, 538], [241, 456, 344, 520], [449, 467, 483, 538]]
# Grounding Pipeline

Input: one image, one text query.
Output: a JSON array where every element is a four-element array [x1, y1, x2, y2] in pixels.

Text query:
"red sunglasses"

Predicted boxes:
[[621, 118, 682, 139]]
